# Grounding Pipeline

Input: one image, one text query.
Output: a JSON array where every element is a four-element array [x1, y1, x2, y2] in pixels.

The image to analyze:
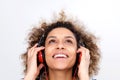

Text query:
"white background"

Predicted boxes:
[[0, 0, 120, 80]]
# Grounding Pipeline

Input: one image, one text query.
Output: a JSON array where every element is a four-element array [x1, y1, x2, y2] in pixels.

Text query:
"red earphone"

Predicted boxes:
[[38, 51, 44, 63], [78, 53, 82, 64]]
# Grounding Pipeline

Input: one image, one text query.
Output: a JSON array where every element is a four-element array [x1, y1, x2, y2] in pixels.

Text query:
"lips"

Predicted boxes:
[[52, 53, 68, 58]]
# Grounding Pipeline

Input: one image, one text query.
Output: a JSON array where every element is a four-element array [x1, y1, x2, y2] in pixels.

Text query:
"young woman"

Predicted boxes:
[[21, 12, 100, 80]]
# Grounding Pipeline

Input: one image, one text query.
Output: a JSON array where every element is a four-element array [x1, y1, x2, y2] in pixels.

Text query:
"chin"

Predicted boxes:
[[46, 58, 76, 71], [48, 63, 74, 71]]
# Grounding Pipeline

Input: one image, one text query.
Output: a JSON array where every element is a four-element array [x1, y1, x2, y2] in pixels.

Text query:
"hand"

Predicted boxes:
[[77, 46, 90, 80], [24, 44, 45, 80]]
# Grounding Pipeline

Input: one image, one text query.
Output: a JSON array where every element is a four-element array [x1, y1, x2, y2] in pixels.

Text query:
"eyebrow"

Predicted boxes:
[[47, 36, 75, 39], [65, 36, 75, 39], [47, 36, 56, 39]]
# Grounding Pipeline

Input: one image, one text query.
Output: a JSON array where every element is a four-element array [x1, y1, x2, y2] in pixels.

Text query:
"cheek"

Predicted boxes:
[[68, 46, 77, 56], [68, 47, 77, 64], [71, 52, 77, 63], [44, 47, 54, 65]]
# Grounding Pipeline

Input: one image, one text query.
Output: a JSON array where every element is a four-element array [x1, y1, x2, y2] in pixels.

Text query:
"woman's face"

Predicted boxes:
[[45, 27, 77, 70]]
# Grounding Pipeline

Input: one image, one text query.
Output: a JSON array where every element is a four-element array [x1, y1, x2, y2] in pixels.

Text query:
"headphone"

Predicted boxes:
[[37, 34, 45, 64]]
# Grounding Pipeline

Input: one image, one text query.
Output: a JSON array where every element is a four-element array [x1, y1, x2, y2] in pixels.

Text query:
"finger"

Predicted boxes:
[[82, 48, 90, 63], [38, 64, 44, 71], [36, 64, 44, 76], [85, 49, 90, 60], [27, 47, 45, 64], [31, 46, 45, 57], [77, 46, 84, 53], [30, 43, 39, 56], [27, 43, 38, 57], [77, 47, 86, 56], [28, 44, 45, 57]]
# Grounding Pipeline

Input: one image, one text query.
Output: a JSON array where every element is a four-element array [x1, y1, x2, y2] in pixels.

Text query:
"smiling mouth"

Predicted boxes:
[[52, 54, 68, 58]]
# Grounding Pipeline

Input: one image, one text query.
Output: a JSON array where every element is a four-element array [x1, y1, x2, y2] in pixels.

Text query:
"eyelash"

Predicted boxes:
[[65, 40, 73, 44], [48, 39, 56, 44], [48, 39, 73, 45]]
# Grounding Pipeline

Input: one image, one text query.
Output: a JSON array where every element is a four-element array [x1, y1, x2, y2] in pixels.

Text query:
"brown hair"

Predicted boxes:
[[21, 11, 101, 79]]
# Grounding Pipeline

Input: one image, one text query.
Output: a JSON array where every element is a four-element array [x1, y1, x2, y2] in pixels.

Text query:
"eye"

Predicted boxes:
[[48, 39, 56, 44], [65, 39, 73, 44]]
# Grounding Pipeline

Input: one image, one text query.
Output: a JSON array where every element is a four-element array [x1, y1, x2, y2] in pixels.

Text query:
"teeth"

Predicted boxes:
[[54, 54, 67, 58]]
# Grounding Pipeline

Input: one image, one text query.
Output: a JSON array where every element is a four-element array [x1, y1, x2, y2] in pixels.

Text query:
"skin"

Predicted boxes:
[[24, 28, 90, 80]]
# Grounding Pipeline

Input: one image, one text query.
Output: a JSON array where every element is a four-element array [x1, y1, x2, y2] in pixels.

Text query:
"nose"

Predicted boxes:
[[56, 42, 65, 49]]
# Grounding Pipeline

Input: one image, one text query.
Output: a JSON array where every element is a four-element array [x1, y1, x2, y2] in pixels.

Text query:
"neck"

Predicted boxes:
[[48, 68, 73, 80]]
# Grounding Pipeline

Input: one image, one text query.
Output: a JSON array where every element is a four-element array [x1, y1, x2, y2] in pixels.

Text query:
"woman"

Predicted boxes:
[[21, 12, 100, 80]]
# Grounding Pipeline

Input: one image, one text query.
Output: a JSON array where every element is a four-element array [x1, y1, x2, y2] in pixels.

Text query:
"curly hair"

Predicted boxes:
[[21, 11, 101, 79]]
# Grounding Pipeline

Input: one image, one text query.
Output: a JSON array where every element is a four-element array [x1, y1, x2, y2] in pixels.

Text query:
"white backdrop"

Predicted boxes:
[[0, 0, 120, 80]]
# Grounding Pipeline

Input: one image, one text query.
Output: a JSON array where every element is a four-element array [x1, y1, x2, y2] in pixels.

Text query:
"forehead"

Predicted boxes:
[[47, 27, 75, 37]]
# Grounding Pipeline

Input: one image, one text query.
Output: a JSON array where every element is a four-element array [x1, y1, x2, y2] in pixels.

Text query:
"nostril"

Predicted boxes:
[[56, 42, 65, 49], [57, 47, 64, 49]]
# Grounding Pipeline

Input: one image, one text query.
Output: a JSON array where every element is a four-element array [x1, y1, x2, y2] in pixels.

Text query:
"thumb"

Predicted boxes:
[[36, 64, 44, 76], [38, 64, 44, 71]]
